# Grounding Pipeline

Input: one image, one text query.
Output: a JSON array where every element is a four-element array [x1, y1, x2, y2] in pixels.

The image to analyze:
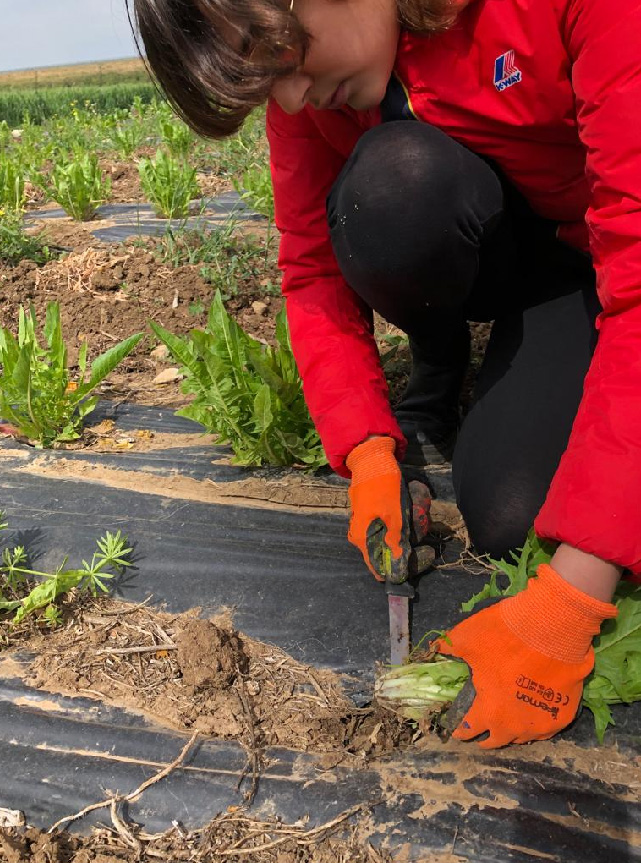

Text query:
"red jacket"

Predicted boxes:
[[267, 0, 641, 573]]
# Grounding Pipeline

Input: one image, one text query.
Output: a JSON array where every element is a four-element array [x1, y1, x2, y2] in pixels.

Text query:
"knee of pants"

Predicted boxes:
[[327, 121, 504, 311], [456, 476, 543, 563]]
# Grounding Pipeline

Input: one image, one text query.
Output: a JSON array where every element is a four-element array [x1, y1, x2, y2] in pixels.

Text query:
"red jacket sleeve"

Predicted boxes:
[[534, 0, 641, 571], [266, 100, 406, 477]]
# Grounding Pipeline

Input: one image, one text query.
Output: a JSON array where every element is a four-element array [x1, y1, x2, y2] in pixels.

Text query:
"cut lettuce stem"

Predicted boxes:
[[375, 656, 469, 722]]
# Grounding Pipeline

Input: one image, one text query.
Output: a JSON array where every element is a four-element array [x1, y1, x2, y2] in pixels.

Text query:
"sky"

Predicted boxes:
[[0, 0, 139, 72]]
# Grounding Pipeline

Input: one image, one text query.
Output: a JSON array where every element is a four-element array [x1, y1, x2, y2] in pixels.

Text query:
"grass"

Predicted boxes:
[[153, 221, 279, 300], [0, 83, 156, 128]]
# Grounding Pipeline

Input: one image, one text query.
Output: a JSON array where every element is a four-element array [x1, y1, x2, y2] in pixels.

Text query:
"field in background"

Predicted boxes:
[[0, 58, 147, 90], [0, 83, 155, 127]]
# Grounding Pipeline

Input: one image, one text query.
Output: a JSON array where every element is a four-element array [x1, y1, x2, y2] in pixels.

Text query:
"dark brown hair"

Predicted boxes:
[[127, 0, 457, 139]]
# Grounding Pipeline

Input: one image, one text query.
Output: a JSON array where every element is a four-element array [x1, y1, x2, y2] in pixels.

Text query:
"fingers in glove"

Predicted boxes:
[[406, 479, 432, 545], [450, 700, 504, 746], [366, 517, 411, 582], [440, 677, 476, 734]]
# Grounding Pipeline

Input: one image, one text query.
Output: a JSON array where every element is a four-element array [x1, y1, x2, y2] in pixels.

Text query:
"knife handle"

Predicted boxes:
[[385, 576, 415, 598]]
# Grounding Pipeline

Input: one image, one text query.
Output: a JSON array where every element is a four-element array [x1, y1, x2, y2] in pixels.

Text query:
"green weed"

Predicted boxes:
[[110, 123, 147, 158], [159, 115, 195, 157], [0, 302, 143, 447], [0, 209, 53, 265], [0, 515, 132, 626], [50, 152, 111, 221], [155, 221, 278, 301], [233, 162, 274, 221], [138, 149, 200, 219], [150, 291, 326, 469], [0, 157, 26, 211]]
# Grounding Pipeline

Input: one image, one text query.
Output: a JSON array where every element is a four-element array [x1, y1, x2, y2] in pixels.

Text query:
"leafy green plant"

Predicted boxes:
[[0, 514, 132, 626], [0, 120, 11, 151], [138, 149, 200, 219], [379, 332, 409, 372], [0, 302, 143, 447], [0, 208, 53, 265], [233, 161, 274, 221], [50, 152, 111, 220], [461, 530, 641, 741], [0, 156, 25, 211], [377, 529, 641, 743], [149, 290, 327, 469], [211, 107, 267, 178], [460, 529, 556, 612], [110, 123, 146, 158], [159, 115, 195, 157]]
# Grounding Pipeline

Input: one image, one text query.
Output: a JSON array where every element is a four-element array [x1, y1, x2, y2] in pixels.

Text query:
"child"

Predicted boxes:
[[128, 0, 640, 746]]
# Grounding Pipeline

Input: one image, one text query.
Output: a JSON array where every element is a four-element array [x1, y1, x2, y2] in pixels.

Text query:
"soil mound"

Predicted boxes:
[[23, 598, 412, 759]]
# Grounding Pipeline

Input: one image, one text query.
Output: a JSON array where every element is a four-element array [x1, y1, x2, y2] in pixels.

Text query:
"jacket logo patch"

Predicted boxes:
[[494, 50, 522, 92]]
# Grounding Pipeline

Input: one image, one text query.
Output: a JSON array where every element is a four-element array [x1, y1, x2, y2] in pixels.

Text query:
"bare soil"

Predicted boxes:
[[6, 170, 491, 414], [21, 599, 411, 758], [1, 219, 282, 408], [0, 817, 393, 863]]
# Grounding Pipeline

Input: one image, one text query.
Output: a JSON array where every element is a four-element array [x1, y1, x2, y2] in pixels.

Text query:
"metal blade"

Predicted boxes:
[[387, 594, 410, 666], [385, 577, 415, 666]]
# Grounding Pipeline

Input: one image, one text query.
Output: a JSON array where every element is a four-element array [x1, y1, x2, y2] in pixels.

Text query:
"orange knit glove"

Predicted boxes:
[[435, 563, 618, 748], [346, 436, 431, 582]]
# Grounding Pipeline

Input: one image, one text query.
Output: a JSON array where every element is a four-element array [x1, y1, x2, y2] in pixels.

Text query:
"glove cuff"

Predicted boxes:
[[501, 563, 618, 664], [346, 436, 397, 482]]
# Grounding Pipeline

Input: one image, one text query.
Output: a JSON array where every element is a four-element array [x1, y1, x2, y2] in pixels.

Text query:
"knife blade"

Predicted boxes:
[[385, 576, 415, 666]]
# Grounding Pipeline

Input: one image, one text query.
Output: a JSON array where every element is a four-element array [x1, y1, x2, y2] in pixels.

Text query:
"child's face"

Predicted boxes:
[[270, 0, 400, 114]]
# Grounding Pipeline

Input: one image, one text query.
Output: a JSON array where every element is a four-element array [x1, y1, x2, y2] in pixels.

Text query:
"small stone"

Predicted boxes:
[[150, 344, 170, 361], [251, 300, 268, 316], [153, 367, 181, 384], [246, 680, 261, 696]]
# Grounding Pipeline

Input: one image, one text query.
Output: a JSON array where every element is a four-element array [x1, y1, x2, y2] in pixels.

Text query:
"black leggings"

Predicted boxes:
[[327, 121, 600, 560]]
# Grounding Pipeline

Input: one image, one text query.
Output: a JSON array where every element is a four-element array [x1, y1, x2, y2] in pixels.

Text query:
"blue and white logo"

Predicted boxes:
[[494, 50, 522, 91]]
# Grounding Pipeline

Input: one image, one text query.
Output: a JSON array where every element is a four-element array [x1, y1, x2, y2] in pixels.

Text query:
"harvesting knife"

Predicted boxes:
[[385, 576, 415, 666]]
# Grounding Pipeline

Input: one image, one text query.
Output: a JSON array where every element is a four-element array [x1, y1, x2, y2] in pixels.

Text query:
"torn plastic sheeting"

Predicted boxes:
[[368, 747, 641, 863], [0, 466, 472, 703], [1, 673, 640, 861], [13, 399, 453, 499], [0, 402, 636, 729], [2, 451, 641, 750], [81, 401, 455, 500], [1, 409, 641, 859], [0, 673, 379, 834]]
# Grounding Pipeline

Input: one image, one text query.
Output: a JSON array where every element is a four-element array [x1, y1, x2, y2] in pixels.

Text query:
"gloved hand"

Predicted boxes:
[[434, 562, 618, 748], [346, 436, 432, 582]]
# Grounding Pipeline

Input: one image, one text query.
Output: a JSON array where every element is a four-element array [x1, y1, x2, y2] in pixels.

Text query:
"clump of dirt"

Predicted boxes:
[[0, 826, 79, 864], [100, 158, 147, 204], [23, 598, 412, 760], [176, 619, 248, 691]]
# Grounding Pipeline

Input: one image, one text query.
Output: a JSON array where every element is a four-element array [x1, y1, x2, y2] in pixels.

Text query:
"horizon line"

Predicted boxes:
[[0, 55, 142, 75]]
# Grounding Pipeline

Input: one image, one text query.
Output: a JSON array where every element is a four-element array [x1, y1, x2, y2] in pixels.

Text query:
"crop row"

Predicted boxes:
[[0, 83, 156, 127], [0, 96, 273, 248]]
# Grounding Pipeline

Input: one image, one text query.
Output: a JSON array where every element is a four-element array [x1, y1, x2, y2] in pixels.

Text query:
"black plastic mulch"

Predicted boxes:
[[0, 402, 640, 862]]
